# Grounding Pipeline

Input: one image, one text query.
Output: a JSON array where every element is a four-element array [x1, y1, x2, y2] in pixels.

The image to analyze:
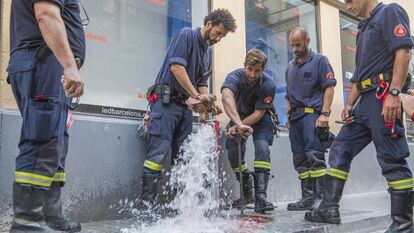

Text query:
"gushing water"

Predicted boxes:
[[121, 125, 265, 233]]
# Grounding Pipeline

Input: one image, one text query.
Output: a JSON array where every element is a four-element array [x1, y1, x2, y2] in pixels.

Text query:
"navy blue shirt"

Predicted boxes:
[[351, 2, 413, 84], [221, 68, 276, 120], [10, 0, 86, 61], [285, 51, 337, 120], [155, 27, 210, 97]]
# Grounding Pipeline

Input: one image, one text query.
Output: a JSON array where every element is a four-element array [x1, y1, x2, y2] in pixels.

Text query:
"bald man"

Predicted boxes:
[[285, 27, 336, 211]]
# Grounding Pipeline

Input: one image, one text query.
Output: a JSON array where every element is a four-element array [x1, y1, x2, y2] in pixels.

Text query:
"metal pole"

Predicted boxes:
[[237, 134, 244, 215]]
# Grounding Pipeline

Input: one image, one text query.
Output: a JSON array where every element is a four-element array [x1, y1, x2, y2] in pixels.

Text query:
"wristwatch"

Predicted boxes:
[[321, 111, 331, 117], [388, 88, 401, 97]]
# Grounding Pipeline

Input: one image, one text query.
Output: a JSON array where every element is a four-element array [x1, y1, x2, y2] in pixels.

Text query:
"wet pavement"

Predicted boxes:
[[78, 191, 391, 233]]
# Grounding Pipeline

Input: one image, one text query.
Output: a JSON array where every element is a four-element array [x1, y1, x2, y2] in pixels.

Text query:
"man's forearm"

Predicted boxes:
[[346, 83, 360, 107], [35, 2, 77, 70], [222, 91, 242, 126], [390, 48, 411, 91], [171, 65, 198, 98], [242, 110, 265, 126], [322, 86, 334, 113], [198, 86, 208, 95]]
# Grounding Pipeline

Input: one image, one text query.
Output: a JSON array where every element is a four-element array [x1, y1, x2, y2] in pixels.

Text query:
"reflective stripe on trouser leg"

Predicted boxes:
[[388, 178, 414, 190], [299, 171, 310, 180], [254, 161, 271, 170], [144, 160, 164, 172], [310, 169, 326, 178], [328, 168, 349, 180], [233, 163, 248, 173]]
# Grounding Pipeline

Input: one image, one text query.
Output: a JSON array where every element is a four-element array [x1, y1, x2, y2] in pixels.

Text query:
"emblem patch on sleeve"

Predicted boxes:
[[264, 97, 273, 104], [394, 24, 407, 37]]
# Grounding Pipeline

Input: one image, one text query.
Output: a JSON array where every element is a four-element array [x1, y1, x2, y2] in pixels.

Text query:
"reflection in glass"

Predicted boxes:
[[80, 0, 209, 110], [245, 0, 318, 126]]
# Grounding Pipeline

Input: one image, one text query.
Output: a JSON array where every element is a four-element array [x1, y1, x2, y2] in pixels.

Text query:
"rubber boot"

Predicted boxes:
[[232, 171, 255, 209], [312, 176, 324, 210], [385, 189, 413, 233], [287, 177, 315, 211], [43, 182, 81, 232], [254, 172, 274, 213], [10, 182, 47, 233], [305, 175, 345, 224], [139, 176, 159, 211]]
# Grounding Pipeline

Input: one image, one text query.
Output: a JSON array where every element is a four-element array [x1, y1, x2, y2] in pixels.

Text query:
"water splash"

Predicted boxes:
[[121, 125, 266, 233]]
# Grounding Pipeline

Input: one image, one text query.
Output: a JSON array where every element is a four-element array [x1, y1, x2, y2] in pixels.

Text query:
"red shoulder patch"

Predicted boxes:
[[326, 72, 334, 79], [394, 24, 407, 37], [264, 97, 273, 104]]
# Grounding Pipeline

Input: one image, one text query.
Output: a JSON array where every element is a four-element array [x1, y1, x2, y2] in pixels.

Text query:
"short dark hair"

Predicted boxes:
[[204, 8, 237, 32], [245, 49, 267, 68], [290, 26, 309, 40]]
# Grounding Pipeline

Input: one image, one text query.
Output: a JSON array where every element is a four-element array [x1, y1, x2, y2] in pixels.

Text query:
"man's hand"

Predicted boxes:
[[225, 125, 238, 139], [225, 124, 253, 140], [61, 67, 84, 97], [400, 93, 414, 118], [341, 104, 354, 124], [382, 94, 401, 122], [212, 104, 223, 115], [198, 94, 216, 103], [316, 115, 329, 128], [236, 123, 253, 139]]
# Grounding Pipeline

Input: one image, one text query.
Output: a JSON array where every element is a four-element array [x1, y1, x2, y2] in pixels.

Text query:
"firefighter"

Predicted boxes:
[[285, 27, 336, 211], [222, 48, 277, 213], [305, 1, 413, 232], [140, 9, 236, 215], [7, 0, 85, 232]]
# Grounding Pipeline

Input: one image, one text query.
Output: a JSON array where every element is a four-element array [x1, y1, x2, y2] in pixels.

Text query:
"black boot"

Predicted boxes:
[[139, 176, 159, 212], [10, 183, 47, 233], [385, 189, 413, 233], [287, 178, 315, 211], [254, 172, 274, 213], [305, 175, 345, 224], [43, 182, 81, 232], [312, 176, 324, 210], [232, 171, 255, 209]]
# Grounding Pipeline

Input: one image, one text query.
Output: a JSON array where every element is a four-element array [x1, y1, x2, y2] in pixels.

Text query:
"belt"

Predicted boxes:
[[154, 85, 188, 99], [292, 107, 318, 114], [356, 73, 391, 93]]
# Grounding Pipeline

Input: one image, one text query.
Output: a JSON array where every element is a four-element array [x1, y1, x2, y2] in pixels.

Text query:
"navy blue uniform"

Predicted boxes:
[[143, 27, 211, 176], [7, 0, 85, 189], [221, 68, 276, 174], [285, 51, 336, 180], [328, 3, 413, 190]]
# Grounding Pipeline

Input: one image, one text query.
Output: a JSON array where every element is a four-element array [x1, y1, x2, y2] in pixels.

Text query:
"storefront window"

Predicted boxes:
[[339, 14, 358, 105], [78, 0, 209, 118], [245, 0, 318, 126]]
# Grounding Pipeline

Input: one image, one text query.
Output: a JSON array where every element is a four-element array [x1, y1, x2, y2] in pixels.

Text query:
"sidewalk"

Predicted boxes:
[[77, 191, 391, 233]]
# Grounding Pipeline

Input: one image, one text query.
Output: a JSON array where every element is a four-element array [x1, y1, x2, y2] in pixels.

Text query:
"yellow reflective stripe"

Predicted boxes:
[[361, 78, 372, 89], [310, 169, 326, 178], [388, 178, 414, 190], [329, 168, 349, 180], [304, 107, 314, 114], [15, 171, 53, 187], [52, 172, 67, 182], [143, 160, 163, 171], [233, 163, 247, 173], [254, 161, 271, 170], [298, 171, 310, 179], [15, 171, 53, 181], [15, 179, 51, 187]]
